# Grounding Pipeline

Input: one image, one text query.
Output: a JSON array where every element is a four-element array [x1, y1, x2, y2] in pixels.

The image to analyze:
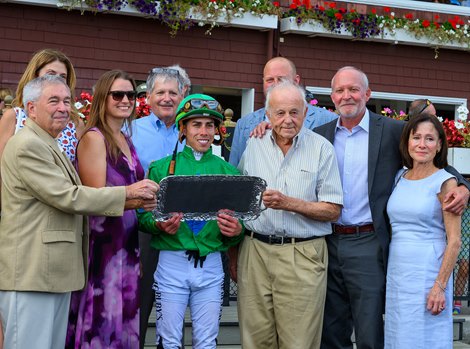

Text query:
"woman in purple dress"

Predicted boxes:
[[66, 70, 149, 348]]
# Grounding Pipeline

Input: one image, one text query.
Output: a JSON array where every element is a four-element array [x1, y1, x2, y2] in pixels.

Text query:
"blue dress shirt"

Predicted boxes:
[[334, 110, 372, 225], [129, 113, 185, 175]]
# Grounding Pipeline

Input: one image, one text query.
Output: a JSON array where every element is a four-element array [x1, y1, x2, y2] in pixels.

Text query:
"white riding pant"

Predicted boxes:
[[153, 250, 224, 349]]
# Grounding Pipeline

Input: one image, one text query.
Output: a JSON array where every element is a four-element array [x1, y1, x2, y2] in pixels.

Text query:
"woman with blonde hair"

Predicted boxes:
[[0, 48, 85, 164], [66, 70, 145, 348]]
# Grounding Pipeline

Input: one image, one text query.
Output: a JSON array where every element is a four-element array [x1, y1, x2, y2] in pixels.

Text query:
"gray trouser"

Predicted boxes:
[[0, 290, 71, 349], [321, 232, 385, 349]]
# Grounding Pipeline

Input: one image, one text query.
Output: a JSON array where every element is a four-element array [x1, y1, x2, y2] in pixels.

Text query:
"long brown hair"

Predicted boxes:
[[13, 48, 79, 123], [86, 70, 136, 163]]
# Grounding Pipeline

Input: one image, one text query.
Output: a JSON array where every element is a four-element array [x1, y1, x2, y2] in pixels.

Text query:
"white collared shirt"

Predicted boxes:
[[239, 128, 343, 238]]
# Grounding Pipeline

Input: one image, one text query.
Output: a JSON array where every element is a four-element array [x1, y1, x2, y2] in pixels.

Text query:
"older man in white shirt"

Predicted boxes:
[[234, 81, 343, 349]]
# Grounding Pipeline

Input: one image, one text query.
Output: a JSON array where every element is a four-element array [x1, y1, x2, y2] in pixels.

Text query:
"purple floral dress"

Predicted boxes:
[[66, 128, 144, 349]]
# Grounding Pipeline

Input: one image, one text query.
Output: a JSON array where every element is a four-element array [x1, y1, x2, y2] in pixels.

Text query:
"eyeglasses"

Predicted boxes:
[[417, 99, 432, 115], [180, 99, 221, 114], [150, 67, 180, 76], [108, 90, 137, 102]]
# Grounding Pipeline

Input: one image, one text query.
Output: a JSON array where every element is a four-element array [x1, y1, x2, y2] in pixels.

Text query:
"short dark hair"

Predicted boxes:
[[399, 113, 448, 169]]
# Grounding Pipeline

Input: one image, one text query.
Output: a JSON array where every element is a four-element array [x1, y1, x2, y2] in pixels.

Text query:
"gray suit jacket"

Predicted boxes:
[[0, 119, 126, 293], [314, 111, 404, 262]]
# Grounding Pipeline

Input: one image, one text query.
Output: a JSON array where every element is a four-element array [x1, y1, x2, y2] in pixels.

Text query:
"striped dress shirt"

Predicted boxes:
[[238, 128, 343, 238]]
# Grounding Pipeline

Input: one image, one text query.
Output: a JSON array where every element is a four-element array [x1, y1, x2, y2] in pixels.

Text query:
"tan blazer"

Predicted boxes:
[[0, 119, 126, 293]]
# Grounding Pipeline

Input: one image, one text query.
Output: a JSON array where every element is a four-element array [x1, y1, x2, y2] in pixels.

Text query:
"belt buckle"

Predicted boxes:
[[270, 235, 284, 245]]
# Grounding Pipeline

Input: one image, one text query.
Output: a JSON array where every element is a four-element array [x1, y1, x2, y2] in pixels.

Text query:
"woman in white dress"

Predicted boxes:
[[385, 113, 462, 348]]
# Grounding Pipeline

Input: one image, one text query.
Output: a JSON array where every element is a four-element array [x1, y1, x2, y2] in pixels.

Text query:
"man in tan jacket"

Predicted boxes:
[[0, 75, 158, 349]]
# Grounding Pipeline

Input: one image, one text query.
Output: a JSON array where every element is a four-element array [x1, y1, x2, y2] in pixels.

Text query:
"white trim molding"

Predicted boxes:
[[280, 17, 470, 52], [6, 0, 278, 30], [189, 10, 277, 30]]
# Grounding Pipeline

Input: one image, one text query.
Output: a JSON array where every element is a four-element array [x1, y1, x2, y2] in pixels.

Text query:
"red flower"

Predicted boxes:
[[334, 12, 342, 20], [339, 7, 346, 14], [434, 22, 440, 29], [329, 2, 336, 9], [318, 5, 325, 11], [371, 8, 376, 14], [384, 6, 390, 13], [422, 20, 430, 28], [135, 97, 151, 119], [273, 1, 280, 6], [405, 13, 413, 20], [302, 0, 311, 9], [350, 8, 355, 13], [434, 14, 440, 20]]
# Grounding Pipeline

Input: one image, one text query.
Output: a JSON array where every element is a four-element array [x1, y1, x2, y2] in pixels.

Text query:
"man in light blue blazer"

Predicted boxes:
[[229, 57, 337, 167]]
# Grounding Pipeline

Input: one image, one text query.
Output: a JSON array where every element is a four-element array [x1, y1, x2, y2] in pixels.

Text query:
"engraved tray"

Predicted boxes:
[[153, 175, 267, 222]]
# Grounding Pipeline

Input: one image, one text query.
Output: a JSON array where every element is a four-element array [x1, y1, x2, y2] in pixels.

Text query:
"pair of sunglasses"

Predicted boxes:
[[180, 99, 221, 114], [108, 90, 137, 102], [150, 67, 180, 76], [417, 99, 433, 115], [190, 99, 219, 110]]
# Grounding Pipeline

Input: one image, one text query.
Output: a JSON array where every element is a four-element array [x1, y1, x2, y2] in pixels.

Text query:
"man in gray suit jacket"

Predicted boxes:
[[316, 66, 470, 349], [0, 75, 158, 349], [229, 56, 337, 167]]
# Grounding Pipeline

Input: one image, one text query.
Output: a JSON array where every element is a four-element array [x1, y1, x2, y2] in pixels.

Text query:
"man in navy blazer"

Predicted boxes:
[[315, 66, 470, 349], [229, 57, 337, 167]]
